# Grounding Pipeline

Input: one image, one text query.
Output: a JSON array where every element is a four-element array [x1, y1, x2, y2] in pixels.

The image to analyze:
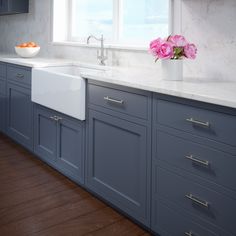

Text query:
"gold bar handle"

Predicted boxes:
[[185, 193, 209, 208], [186, 118, 210, 128], [185, 155, 209, 167]]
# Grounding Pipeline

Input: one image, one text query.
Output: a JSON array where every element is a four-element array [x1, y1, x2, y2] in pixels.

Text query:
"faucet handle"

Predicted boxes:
[[97, 50, 108, 65], [97, 49, 108, 58]]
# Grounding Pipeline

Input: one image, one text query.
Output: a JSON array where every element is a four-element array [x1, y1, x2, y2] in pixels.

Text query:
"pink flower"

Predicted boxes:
[[158, 42, 174, 59], [149, 35, 197, 61], [168, 35, 188, 47], [184, 43, 197, 59], [149, 38, 163, 56]]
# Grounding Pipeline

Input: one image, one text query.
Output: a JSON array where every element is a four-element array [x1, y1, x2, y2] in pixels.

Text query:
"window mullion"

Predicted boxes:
[[67, 0, 73, 41], [113, 0, 120, 43], [118, 0, 123, 43]]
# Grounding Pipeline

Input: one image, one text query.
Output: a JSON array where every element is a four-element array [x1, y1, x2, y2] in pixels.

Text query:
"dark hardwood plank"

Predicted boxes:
[[0, 178, 76, 209], [0, 133, 150, 236], [0, 167, 67, 196], [0, 197, 106, 235], [33, 207, 123, 236], [0, 187, 90, 227], [85, 218, 147, 236], [0, 158, 39, 173], [0, 163, 62, 182]]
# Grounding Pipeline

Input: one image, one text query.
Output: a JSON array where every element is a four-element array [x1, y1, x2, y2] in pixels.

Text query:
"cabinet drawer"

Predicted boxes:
[[156, 100, 236, 146], [7, 65, 31, 87], [0, 63, 6, 78], [156, 167, 236, 235], [88, 83, 149, 120], [156, 130, 236, 192], [152, 200, 218, 236], [0, 79, 6, 95]]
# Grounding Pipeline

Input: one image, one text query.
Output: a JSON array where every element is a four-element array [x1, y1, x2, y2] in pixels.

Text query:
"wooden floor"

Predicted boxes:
[[0, 133, 151, 236]]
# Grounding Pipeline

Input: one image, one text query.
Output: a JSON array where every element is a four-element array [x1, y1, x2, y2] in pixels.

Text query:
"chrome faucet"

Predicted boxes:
[[87, 34, 108, 66]]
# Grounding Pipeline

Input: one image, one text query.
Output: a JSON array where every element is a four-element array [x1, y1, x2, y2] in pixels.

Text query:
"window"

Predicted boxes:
[[53, 0, 171, 48], [70, 0, 113, 40]]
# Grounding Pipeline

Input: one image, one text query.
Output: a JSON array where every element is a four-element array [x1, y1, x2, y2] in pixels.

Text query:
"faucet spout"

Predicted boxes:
[[87, 35, 101, 45], [86, 34, 107, 66]]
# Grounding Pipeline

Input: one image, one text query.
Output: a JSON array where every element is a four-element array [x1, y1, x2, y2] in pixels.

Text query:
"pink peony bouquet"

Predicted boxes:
[[149, 35, 197, 61]]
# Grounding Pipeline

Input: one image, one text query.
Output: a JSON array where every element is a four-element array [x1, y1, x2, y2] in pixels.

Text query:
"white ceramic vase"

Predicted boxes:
[[161, 59, 183, 81]]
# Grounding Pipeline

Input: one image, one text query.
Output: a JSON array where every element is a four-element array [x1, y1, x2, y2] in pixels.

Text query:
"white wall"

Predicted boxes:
[[182, 0, 236, 81], [0, 0, 235, 81]]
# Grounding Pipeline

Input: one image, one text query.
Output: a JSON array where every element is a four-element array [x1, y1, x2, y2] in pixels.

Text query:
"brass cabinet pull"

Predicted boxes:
[[185, 193, 209, 208], [186, 118, 210, 128], [104, 96, 124, 105], [185, 155, 209, 167]]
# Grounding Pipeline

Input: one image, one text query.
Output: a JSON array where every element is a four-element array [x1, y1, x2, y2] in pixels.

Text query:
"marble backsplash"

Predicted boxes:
[[0, 0, 235, 81]]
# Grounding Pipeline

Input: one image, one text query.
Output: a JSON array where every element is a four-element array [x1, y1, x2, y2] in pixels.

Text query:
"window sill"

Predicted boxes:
[[51, 41, 148, 52]]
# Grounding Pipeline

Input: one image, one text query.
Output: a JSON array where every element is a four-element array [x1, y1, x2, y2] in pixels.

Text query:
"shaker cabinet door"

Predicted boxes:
[[34, 105, 57, 164], [7, 83, 33, 150], [57, 116, 85, 184], [87, 110, 150, 226]]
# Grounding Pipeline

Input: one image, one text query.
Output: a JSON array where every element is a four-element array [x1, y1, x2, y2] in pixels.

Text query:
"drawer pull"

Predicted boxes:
[[104, 96, 124, 105], [185, 231, 199, 236], [16, 73, 24, 78], [49, 116, 62, 121], [186, 118, 210, 128], [49, 116, 57, 121], [185, 193, 209, 208], [54, 116, 63, 121], [185, 155, 209, 167]]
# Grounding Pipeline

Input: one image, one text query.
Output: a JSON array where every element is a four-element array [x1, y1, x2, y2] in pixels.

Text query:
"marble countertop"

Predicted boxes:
[[80, 67, 236, 109], [0, 54, 236, 109], [0, 54, 74, 67]]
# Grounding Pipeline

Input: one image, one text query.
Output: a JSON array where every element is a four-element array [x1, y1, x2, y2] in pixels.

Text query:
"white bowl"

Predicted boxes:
[[15, 46, 40, 58]]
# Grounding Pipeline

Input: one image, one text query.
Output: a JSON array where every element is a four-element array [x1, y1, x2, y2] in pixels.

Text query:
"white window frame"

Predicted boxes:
[[51, 0, 182, 51]]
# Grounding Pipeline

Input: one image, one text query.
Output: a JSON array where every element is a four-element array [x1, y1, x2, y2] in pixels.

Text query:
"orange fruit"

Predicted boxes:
[[16, 42, 39, 48]]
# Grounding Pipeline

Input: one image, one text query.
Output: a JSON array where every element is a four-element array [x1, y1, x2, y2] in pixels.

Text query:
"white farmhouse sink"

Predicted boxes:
[[32, 65, 90, 120]]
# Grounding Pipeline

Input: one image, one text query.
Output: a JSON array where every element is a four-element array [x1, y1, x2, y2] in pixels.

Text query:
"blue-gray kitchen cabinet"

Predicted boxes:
[[6, 82, 33, 150], [0, 0, 8, 13], [86, 81, 152, 227], [57, 115, 85, 184], [0, 0, 29, 15], [0, 62, 6, 133], [0, 94, 6, 133], [151, 94, 236, 236], [34, 104, 57, 164], [34, 104, 85, 184]]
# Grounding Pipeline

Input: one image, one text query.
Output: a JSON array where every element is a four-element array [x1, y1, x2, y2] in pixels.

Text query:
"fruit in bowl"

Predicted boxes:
[[15, 42, 40, 58]]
